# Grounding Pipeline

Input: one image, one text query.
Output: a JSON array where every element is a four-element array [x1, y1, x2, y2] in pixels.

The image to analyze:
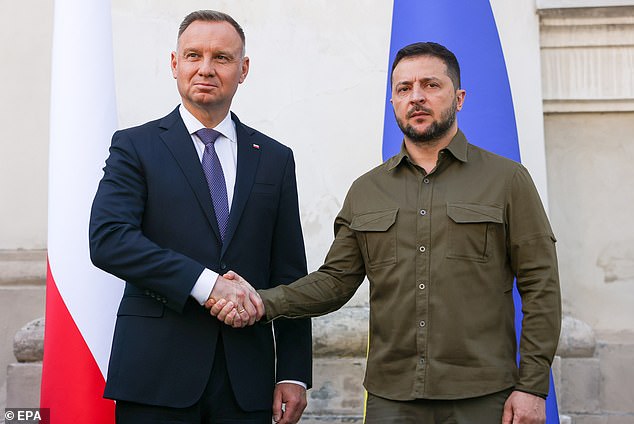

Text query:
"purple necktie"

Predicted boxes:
[[196, 128, 229, 241]]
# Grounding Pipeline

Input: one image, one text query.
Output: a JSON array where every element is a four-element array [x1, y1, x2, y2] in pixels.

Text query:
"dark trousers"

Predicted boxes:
[[115, 336, 272, 424], [364, 388, 513, 424]]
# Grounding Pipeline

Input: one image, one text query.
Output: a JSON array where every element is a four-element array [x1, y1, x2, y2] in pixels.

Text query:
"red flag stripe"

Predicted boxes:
[[40, 260, 115, 423]]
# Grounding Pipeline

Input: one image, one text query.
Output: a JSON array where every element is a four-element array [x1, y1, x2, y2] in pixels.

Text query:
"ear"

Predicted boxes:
[[455, 89, 466, 111], [239, 56, 250, 84], [170, 51, 178, 79]]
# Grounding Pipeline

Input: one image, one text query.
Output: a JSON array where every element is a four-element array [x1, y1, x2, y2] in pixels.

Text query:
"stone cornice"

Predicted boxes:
[[539, 6, 634, 112], [538, 0, 634, 9]]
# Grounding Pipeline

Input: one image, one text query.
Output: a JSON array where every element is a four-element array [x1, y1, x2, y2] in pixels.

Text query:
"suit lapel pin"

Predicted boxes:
[[252, 143, 260, 150]]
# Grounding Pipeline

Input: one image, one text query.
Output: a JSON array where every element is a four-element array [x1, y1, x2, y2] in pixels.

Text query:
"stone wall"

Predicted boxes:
[[3, 249, 633, 423], [539, 5, 634, 333], [554, 317, 634, 422], [13, 311, 634, 422], [0, 251, 46, 416]]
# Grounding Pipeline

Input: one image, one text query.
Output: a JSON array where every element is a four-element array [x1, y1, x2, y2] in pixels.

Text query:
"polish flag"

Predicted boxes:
[[41, 0, 122, 422]]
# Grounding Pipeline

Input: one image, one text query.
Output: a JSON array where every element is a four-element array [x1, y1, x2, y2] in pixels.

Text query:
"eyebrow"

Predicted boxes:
[[395, 76, 442, 86]]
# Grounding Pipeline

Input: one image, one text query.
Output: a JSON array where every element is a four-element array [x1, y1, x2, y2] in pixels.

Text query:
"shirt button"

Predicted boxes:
[[419, 283, 426, 290], [419, 320, 426, 327], [419, 246, 426, 253], [419, 209, 427, 216], [423, 178, 430, 184]]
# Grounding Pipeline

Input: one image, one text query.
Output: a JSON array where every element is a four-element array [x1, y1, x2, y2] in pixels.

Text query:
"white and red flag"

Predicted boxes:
[[41, 0, 122, 422]]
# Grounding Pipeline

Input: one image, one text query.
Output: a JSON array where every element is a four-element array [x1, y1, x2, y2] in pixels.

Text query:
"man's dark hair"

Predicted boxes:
[[178, 10, 246, 53], [391, 42, 461, 89]]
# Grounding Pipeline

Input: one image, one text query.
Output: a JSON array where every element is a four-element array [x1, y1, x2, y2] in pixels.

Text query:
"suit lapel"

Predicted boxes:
[[158, 107, 222, 243], [222, 113, 260, 256]]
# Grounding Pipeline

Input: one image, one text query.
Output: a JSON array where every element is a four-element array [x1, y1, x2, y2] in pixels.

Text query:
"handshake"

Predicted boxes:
[[204, 271, 266, 328]]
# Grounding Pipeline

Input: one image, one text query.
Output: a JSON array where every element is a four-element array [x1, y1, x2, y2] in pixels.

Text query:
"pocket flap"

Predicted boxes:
[[117, 295, 164, 318], [350, 208, 398, 232], [251, 182, 276, 195], [447, 203, 503, 224]]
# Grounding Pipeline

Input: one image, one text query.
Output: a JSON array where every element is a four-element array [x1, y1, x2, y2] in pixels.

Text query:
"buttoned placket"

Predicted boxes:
[[412, 160, 431, 397], [411, 150, 450, 398]]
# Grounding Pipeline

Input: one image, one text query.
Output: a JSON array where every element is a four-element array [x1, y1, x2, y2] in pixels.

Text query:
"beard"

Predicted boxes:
[[395, 96, 458, 144]]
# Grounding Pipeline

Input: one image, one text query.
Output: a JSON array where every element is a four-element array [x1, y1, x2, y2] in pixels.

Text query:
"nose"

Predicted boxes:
[[410, 85, 426, 104], [198, 56, 216, 77]]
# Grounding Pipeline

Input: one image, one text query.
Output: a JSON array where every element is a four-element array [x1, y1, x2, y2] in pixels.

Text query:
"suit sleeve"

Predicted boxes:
[[89, 130, 204, 313], [268, 151, 313, 387]]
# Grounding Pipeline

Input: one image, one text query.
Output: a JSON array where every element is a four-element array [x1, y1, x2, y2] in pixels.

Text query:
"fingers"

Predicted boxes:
[[502, 391, 545, 424], [221, 270, 264, 323], [272, 386, 283, 423], [250, 291, 265, 320], [240, 294, 257, 326], [229, 272, 263, 321], [273, 383, 307, 424], [230, 309, 244, 328], [501, 402, 513, 424], [206, 271, 263, 327], [207, 298, 249, 328], [214, 300, 234, 321]]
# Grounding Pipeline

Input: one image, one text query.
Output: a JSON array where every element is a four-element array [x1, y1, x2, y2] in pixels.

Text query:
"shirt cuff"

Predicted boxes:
[[190, 268, 219, 305], [277, 380, 307, 390]]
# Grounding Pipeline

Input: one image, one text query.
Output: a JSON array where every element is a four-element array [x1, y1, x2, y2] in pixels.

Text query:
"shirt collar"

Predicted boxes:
[[444, 129, 468, 163], [385, 129, 469, 171], [178, 105, 237, 143]]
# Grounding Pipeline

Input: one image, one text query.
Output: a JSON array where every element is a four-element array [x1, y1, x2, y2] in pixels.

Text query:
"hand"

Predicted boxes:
[[205, 272, 264, 327], [205, 271, 264, 327], [502, 390, 546, 424], [272, 383, 307, 424]]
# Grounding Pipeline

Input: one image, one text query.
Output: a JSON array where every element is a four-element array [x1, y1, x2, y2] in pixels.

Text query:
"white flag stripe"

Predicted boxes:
[[490, 0, 551, 212], [48, 0, 122, 377]]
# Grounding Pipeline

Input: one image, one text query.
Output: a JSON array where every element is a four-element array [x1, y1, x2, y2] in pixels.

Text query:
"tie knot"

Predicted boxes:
[[196, 128, 221, 146]]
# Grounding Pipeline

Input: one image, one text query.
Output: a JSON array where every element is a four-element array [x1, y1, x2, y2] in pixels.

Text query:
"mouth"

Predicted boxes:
[[408, 111, 431, 119], [194, 82, 218, 90], [407, 106, 432, 119]]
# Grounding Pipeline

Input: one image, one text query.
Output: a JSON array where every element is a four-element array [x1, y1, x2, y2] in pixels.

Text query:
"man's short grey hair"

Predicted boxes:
[[177, 10, 246, 54]]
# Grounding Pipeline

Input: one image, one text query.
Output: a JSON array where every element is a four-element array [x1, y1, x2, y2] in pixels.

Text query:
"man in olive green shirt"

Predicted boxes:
[[208, 42, 561, 424]]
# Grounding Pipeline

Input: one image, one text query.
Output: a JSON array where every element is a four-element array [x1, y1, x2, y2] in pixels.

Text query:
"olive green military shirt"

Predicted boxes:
[[260, 130, 561, 401]]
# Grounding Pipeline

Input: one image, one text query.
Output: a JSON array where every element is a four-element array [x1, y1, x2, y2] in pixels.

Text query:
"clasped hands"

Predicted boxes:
[[205, 271, 265, 327]]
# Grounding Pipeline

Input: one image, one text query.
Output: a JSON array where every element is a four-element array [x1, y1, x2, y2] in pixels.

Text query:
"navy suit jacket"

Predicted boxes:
[[89, 107, 312, 410]]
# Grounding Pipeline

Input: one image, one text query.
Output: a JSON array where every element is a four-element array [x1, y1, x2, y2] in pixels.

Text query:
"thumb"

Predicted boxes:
[[272, 388, 283, 422], [223, 271, 237, 280], [501, 399, 513, 424]]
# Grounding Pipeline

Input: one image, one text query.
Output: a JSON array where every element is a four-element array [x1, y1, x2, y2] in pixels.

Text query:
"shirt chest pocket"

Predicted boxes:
[[350, 208, 398, 269], [447, 203, 503, 262]]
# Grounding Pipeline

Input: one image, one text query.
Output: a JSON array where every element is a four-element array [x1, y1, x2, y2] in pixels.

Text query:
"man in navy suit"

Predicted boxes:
[[89, 10, 311, 424]]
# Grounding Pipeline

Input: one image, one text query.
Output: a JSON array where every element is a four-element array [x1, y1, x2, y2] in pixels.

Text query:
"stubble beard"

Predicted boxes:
[[396, 96, 458, 145]]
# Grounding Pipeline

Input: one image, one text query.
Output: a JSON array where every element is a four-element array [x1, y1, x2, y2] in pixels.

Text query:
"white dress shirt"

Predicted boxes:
[[180, 106, 306, 389], [179, 105, 237, 305]]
